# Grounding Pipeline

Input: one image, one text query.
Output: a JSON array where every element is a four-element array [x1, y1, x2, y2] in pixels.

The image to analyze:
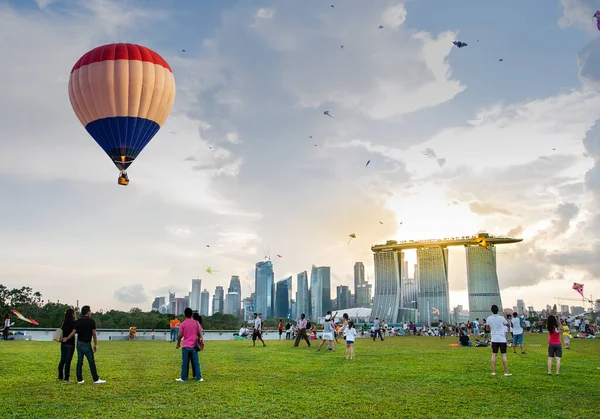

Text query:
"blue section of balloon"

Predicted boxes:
[[85, 116, 161, 170]]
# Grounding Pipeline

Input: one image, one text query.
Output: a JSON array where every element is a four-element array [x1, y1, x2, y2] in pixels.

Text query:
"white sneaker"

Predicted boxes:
[[78, 380, 85, 384], [175, 378, 185, 382], [94, 379, 106, 384], [197, 378, 204, 382]]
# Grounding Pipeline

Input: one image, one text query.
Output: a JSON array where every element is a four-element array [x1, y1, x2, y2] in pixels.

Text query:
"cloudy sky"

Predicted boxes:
[[1, 0, 600, 314]]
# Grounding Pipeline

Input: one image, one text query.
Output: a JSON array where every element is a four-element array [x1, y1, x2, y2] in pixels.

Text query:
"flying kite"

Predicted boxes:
[[572, 282, 585, 298], [379, 221, 384, 224], [472, 237, 488, 249], [11, 310, 39, 326], [594, 11, 600, 31], [331, 4, 334, 8], [348, 233, 356, 244], [498, 58, 503, 62], [206, 245, 210, 247], [68, 43, 176, 186], [324, 111, 334, 118], [277, 254, 283, 258], [181, 49, 186, 52], [432, 307, 440, 315], [378, 25, 384, 30], [366, 160, 371, 167], [453, 41, 467, 48], [206, 267, 220, 275], [341, 45, 344, 49]]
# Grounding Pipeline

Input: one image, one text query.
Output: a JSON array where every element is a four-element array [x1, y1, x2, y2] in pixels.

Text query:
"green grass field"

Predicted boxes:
[[1, 334, 598, 418]]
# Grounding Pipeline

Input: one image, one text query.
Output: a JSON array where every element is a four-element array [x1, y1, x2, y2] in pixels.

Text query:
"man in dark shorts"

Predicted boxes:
[[252, 313, 266, 347], [486, 305, 511, 377]]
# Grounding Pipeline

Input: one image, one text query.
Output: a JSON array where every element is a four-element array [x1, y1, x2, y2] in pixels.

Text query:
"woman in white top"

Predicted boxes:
[[3, 313, 10, 341], [344, 321, 357, 359], [317, 311, 337, 352]]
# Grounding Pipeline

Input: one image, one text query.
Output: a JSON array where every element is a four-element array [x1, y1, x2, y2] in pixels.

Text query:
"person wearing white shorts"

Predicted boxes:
[[317, 311, 337, 352]]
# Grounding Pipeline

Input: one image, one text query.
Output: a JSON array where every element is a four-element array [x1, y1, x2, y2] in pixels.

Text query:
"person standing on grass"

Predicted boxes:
[[169, 316, 179, 343], [373, 317, 384, 341], [344, 321, 357, 359], [185, 313, 204, 380], [317, 311, 337, 352], [58, 308, 76, 382], [285, 322, 292, 340], [252, 313, 266, 347], [175, 307, 203, 382], [294, 313, 311, 347], [63, 305, 106, 384], [547, 315, 562, 376], [2, 313, 10, 341], [278, 319, 284, 340], [511, 312, 526, 355], [486, 304, 511, 377], [473, 318, 480, 337], [439, 321, 446, 340], [562, 322, 571, 350]]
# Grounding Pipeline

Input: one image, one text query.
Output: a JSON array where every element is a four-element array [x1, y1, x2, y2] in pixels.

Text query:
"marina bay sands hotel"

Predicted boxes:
[[370, 233, 522, 324]]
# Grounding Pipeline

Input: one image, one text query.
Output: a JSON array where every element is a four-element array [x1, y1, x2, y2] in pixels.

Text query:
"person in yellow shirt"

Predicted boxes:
[[562, 323, 571, 350]]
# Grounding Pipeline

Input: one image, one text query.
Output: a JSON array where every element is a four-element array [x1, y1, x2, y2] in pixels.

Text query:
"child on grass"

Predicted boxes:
[[345, 321, 357, 359], [562, 322, 571, 350]]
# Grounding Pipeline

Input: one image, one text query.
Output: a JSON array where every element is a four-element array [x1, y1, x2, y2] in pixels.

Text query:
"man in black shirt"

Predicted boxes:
[[63, 305, 106, 384]]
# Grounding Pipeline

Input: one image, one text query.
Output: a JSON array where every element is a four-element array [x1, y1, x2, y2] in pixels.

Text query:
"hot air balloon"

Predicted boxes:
[[68, 43, 176, 185]]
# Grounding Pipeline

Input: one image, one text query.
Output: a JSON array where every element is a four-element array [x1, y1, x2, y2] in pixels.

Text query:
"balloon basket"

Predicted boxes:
[[118, 176, 129, 186]]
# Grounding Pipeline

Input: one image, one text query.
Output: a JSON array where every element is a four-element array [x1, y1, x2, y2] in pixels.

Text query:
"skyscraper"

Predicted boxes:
[[417, 247, 449, 324], [310, 265, 331, 318], [517, 299, 526, 315], [296, 271, 310, 318], [275, 276, 292, 319], [200, 289, 209, 316], [371, 250, 403, 323], [225, 292, 241, 316], [228, 275, 241, 294], [403, 278, 417, 309], [353, 262, 365, 306], [190, 279, 201, 312], [255, 261, 274, 318], [465, 245, 502, 321], [356, 282, 372, 307], [212, 286, 224, 315], [242, 295, 254, 322], [336, 285, 351, 309]]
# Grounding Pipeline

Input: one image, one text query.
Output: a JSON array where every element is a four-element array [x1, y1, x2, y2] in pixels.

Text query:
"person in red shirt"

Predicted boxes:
[[546, 315, 562, 376], [278, 319, 283, 340], [175, 308, 203, 382]]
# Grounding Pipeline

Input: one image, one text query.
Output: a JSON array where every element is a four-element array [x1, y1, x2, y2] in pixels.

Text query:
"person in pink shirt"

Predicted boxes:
[[294, 313, 311, 347], [175, 308, 203, 382], [546, 315, 562, 376]]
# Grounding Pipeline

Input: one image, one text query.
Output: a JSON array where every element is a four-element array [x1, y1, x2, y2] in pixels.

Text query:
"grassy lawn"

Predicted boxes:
[[1, 334, 599, 418]]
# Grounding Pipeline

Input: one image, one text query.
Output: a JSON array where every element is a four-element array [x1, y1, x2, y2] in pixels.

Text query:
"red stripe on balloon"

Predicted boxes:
[[71, 43, 172, 73]]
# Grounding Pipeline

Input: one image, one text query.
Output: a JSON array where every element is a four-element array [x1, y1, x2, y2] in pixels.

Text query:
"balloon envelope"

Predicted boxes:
[[68, 43, 176, 172]]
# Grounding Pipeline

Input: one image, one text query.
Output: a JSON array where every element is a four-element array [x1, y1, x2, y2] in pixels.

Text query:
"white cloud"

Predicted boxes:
[[381, 4, 407, 29], [114, 283, 148, 304], [166, 226, 193, 238], [255, 8, 275, 19]]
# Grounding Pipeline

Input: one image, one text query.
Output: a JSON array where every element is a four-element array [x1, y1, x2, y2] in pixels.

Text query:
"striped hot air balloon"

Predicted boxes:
[[68, 43, 176, 185]]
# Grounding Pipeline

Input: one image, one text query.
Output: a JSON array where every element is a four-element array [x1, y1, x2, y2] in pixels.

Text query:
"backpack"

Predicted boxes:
[[306, 322, 311, 329]]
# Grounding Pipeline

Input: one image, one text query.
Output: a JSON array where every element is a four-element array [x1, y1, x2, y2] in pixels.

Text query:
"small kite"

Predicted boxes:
[[572, 282, 585, 298], [324, 111, 334, 118], [399, 221, 403, 225], [366, 160, 371, 167], [314, 144, 318, 147], [432, 307, 440, 315], [379, 221, 384, 224], [181, 49, 186, 53], [378, 25, 384, 30], [498, 58, 503, 62], [472, 237, 488, 249], [206, 267, 220, 275], [309, 136, 313, 139], [206, 245, 210, 247], [453, 41, 467, 48], [11, 310, 39, 326], [348, 233, 356, 244], [594, 11, 600, 31], [331, 4, 334, 7], [340, 45, 344, 49], [552, 148, 556, 151], [277, 254, 283, 258]]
